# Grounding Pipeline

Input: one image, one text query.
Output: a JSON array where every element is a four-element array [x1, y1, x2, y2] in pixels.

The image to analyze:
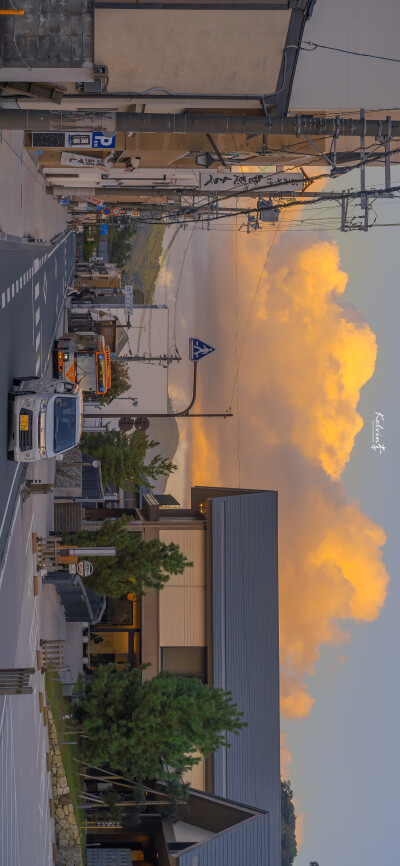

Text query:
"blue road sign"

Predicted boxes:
[[100, 224, 108, 235], [189, 338, 216, 362], [92, 133, 116, 149], [102, 207, 112, 216]]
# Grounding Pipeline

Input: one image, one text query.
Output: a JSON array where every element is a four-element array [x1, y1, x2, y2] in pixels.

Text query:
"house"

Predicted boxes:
[[86, 485, 281, 866]]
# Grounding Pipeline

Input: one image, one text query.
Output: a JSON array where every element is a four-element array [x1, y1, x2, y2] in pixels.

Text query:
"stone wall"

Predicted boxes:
[[48, 708, 83, 866]]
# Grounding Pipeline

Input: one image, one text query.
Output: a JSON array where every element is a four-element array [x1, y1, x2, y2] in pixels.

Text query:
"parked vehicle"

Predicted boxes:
[[8, 377, 82, 462], [55, 332, 111, 396]]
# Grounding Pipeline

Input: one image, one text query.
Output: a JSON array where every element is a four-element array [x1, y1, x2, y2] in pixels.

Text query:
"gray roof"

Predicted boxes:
[[174, 812, 270, 866], [210, 491, 280, 866]]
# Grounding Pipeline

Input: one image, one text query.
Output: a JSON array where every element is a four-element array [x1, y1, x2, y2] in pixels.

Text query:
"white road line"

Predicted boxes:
[[11, 284, 14, 298], [0, 696, 7, 742], [19, 277, 22, 290], [35, 356, 41, 375], [0, 470, 20, 545], [33, 258, 40, 275], [25, 514, 35, 559], [6, 287, 10, 303], [35, 331, 41, 351], [0, 498, 21, 590], [34, 282, 40, 301], [1, 293, 4, 309], [35, 307, 40, 326]]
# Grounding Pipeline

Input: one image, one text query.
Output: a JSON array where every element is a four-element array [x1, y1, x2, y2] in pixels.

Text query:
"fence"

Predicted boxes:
[[40, 640, 66, 672], [37, 536, 62, 570], [0, 668, 35, 695]]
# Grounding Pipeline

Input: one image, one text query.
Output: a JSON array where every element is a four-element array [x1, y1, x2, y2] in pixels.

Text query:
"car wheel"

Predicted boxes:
[[7, 450, 15, 461]]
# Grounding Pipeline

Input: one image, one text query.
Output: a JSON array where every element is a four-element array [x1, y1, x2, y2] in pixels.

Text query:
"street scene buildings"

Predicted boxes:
[[0, 2, 399, 866]]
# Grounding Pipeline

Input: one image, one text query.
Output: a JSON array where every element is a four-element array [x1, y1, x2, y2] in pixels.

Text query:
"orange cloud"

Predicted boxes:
[[188, 233, 389, 720], [294, 804, 307, 850], [280, 731, 293, 780]]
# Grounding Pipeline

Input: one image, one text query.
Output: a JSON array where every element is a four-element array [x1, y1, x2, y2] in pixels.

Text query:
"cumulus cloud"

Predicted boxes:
[[187, 230, 389, 718]]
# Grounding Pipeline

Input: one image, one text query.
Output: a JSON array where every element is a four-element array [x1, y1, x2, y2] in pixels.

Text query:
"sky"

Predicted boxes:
[[155, 165, 399, 866]]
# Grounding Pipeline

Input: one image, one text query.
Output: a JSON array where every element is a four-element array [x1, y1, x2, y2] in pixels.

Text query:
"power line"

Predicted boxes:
[[299, 40, 400, 65]]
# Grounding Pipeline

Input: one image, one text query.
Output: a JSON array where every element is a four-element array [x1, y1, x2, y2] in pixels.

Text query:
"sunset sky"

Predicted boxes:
[[156, 165, 399, 866]]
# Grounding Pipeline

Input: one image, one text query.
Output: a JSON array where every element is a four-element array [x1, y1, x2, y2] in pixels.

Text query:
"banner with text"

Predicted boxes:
[[199, 171, 304, 194]]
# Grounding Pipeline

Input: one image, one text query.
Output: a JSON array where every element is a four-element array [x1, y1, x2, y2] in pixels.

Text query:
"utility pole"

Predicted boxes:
[[1, 110, 400, 139], [84, 360, 233, 425]]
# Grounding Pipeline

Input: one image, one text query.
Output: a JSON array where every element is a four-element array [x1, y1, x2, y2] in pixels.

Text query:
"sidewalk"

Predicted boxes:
[[0, 130, 67, 242]]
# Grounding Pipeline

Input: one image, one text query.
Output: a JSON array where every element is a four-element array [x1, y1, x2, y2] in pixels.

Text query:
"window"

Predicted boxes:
[[161, 647, 206, 680]]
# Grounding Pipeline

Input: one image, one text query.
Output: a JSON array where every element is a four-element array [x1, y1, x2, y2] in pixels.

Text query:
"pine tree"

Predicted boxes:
[[74, 665, 246, 782], [64, 516, 192, 597], [80, 429, 176, 490]]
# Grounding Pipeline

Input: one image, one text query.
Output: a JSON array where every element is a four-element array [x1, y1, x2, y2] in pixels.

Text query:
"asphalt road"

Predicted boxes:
[[0, 231, 75, 564]]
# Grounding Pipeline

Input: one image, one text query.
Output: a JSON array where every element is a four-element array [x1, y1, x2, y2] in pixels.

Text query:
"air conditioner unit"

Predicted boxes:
[[83, 80, 103, 94], [77, 65, 108, 94]]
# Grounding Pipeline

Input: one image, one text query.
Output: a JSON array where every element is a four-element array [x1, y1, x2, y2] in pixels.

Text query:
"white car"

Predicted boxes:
[[8, 377, 83, 462]]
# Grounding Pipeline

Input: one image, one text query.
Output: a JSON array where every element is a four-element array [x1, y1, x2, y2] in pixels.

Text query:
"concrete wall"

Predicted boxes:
[[94, 10, 290, 97]]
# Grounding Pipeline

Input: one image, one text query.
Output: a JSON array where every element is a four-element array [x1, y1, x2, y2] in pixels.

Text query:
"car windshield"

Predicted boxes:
[[53, 397, 77, 453]]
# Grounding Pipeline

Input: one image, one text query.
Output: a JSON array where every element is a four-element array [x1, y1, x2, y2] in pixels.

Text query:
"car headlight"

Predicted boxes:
[[24, 399, 32, 408]]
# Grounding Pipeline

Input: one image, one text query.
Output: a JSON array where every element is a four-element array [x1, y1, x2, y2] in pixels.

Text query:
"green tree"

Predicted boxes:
[[73, 665, 246, 782], [80, 428, 176, 489], [97, 360, 130, 406], [65, 516, 192, 597], [281, 779, 297, 866], [108, 224, 137, 269]]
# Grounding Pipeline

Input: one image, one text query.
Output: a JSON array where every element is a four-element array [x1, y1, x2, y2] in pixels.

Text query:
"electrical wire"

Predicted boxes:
[[299, 40, 400, 65]]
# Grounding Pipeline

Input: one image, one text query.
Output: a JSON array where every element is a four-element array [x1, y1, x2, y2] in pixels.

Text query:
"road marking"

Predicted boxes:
[[33, 258, 40, 275], [0, 696, 7, 743], [25, 515, 35, 559], [0, 491, 21, 587], [35, 331, 41, 351], [6, 288, 9, 303], [19, 277, 22, 290], [42, 271, 47, 303], [35, 356, 41, 375], [1, 294, 4, 309], [35, 307, 40, 326], [34, 282, 39, 301], [11, 284, 14, 298]]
